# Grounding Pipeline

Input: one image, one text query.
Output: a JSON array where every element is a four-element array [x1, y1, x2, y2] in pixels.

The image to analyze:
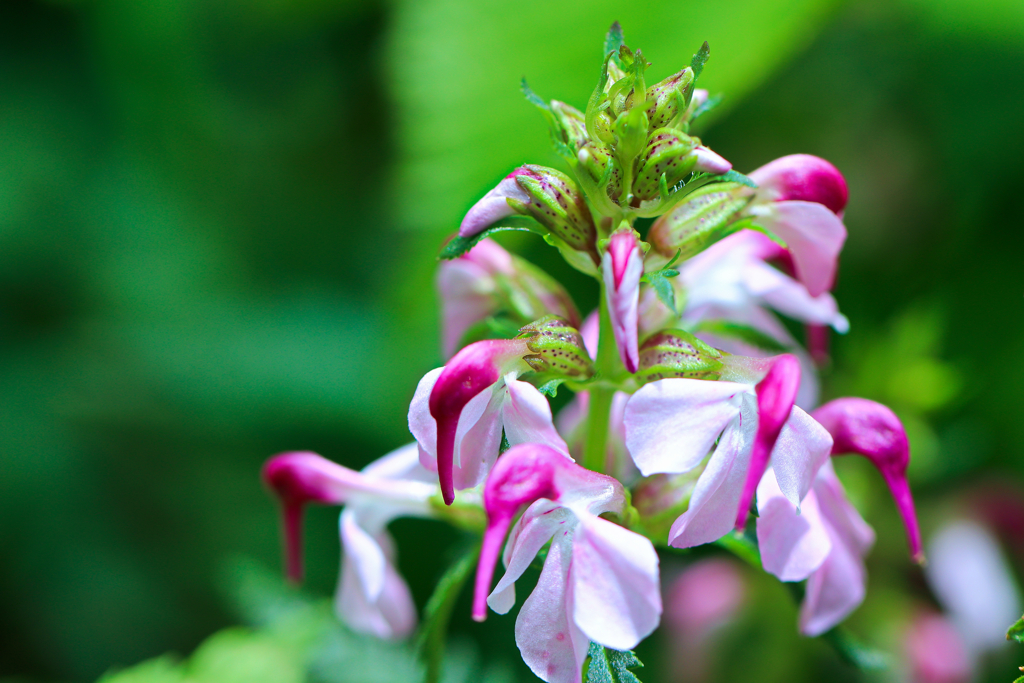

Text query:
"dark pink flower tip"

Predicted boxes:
[[735, 354, 802, 530], [749, 154, 848, 215], [472, 444, 565, 622], [607, 230, 639, 289], [262, 452, 346, 583], [429, 339, 526, 505], [811, 397, 923, 562]]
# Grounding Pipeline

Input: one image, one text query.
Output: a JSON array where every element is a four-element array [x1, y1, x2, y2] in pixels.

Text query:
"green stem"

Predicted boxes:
[[418, 543, 481, 683], [582, 284, 619, 473]]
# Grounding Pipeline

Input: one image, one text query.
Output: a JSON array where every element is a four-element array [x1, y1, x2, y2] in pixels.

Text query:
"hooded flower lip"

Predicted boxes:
[[746, 154, 849, 297], [409, 337, 571, 506], [624, 351, 832, 548], [601, 229, 643, 373], [459, 168, 535, 238], [473, 443, 661, 683], [811, 397, 924, 562], [263, 444, 436, 639]]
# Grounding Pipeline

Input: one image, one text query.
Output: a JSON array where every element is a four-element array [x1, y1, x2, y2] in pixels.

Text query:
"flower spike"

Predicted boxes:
[[602, 229, 643, 373], [811, 397, 924, 562], [734, 353, 802, 530]]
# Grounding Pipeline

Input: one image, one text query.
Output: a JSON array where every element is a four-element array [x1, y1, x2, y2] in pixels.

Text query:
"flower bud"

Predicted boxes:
[[647, 183, 752, 258], [627, 68, 695, 130], [550, 100, 589, 152], [602, 229, 643, 373], [750, 154, 848, 215], [576, 142, 623, 203], [633, 130, 732, 201], [508, 165, 598, 261], [516, 316, 595, 379], [635, 329, 725, 385]]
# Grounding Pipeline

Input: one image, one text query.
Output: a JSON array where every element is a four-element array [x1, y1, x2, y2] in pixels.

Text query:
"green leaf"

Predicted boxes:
[[689, 93, 724, 123], [690, 41, 710, 80], [521, 77, 551, 112], [694, 320, 790, 353], [716, 170, 757, 187], [417, 543, 481, 683], [1008, 614, 1024, 644], [584, 643, 644, 683], [537, 378, 567, 397], [820, 627, 890, 671], [438, 216, 543, 260], [645, 270, 678, 315], [604, 22, 626, 66]]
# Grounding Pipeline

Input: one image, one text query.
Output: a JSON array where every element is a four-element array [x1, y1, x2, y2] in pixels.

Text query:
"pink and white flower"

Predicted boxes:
[[746, 154, 849, 297], [459, 168, 536, 238], [262, 444, 437, 639], [473, 443, 661, 683], [624, 353, 833, 546], [408, 338, 568, 505], [601, 229, 643, 373]]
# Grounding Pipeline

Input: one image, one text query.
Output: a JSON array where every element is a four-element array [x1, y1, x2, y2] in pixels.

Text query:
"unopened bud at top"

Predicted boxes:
[[634, 129, 732, 201], [647, 183, 752, 258], [550, 100, 590, 152], [507, 165, 598, 263], [627, 68, 695, 130], [577, 142, 623, 203], [635, 329, 725, 385], [516, 316, 595, 379]]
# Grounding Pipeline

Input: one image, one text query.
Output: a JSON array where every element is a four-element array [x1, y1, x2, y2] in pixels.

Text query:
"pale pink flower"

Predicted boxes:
[[601, 229, 643, 373], [624, 354, 833, 547], [408, 338, 568, 504], [459, 169, 535, 237], [905, 611, 972, 683], [473, 443, 661, 683], [262, 444, 436, 639], [747, 154, 849, 297]]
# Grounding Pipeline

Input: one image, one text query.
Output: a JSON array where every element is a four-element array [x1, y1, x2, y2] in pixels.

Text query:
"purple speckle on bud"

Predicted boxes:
[[749, 154, 848, 215], [812, 397, 923, 562], [735, 354, 802, 530]]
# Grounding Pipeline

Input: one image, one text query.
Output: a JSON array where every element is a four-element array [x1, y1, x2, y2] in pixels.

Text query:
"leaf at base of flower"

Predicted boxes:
[[439, 217, 543, 260], [584, 643, 644, 683]]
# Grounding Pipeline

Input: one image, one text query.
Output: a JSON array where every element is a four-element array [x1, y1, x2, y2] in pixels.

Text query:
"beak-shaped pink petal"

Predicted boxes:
[[811, 397, 923, 562], [755, 201, 847, 297], [601, 230, 643, 373], [429, 339, 528, 505], [748, 154, 849, 215], [735, 354, 802, 530], [459, 168, 535, 237]]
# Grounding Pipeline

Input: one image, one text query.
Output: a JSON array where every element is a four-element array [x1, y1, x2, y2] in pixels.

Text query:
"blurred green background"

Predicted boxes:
[[2, 0, 1022, 681]]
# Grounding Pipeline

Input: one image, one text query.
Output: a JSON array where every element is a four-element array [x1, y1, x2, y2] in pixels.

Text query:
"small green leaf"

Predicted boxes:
[[499, 431, 511, 454], [584, 643, 644, 683], [417, 543, 481, 683], [690, 41, 710, 80], [694, 320, 790, 353], [604, 22, 625, 66], [438, 216, 542, 260], [646, 271, 678, 315], [689, 93, 724, 123], [1007, 614, 1024, 644], [521, 77, 551, 112], [537, 378, 567, 397]]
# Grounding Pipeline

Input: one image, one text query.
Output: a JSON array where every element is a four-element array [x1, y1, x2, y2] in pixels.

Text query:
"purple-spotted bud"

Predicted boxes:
[[634, 129, 732, 201], [602, 230, 644, 372], [428, 338, 532, 505], [577, 142, 623, 203], [627, 68, 695, 130], [516, 316, 595, 379], [735, 354, 802, 530], [811, 397, 923, 563], [507, 165, 598, 263], [647, 183, 752, 258], [635, 329, 725, 385], [459, 168, 534, 238], [551, 100, 590, 152]]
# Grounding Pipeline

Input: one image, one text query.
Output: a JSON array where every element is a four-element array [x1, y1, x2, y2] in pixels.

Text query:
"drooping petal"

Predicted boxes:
[[743, 259, 849, 332], [770, 406, 833, 507], [487, 499, 568, 616], [601, 230, 643, 373], [756, 469, 831, 582], [624, 379, 750, 476], [459, 169, 534, 237], [812, 397, 923, 561], [571, 514, 662, 650], [515, 538, 589, 683], [751, 201, 847, 297], [735, 354, 802, 529], [668, 393, 758, 548]]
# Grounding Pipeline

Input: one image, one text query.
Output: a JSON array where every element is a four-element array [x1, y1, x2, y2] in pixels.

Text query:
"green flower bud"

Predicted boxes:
[[516, 316, 595, 379], [577, 142, 623, 203], [647, 183, 753, 258], [550, 100, 589, 152], [613, 105, 650, 166], [635, 329, 724, 385], [508, 165, 598, 261], [633, 129, 699, 201], [627, 68, 695, 130]]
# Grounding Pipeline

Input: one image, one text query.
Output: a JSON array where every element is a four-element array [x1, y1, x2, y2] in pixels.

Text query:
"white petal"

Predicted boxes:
[[503, 378, 569, 455], [755, 201, 846, 297], [489, 500, 568, 615], [756, 469, 831, 582], [771, 406, 833, 507], [799, 524, 868, 637], [571, 515, 661, 650], [624, 379, 749, 476], [408, 368, 443, 468]]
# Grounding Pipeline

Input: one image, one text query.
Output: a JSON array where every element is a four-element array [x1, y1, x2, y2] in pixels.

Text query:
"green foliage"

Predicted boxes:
[[418, 545, 481, 683], [1008, 614, 1024, 644], [690, 41, 711, 80], [640, 250, 682, 314], [693, 321, 790, 353], [438, 217, 544, 259], [689, 93, 724, 123], [537, 377, 567, 397], [584, 643, 644, 683], [716, 170, 757, 187], [604, 21, 626, 66]]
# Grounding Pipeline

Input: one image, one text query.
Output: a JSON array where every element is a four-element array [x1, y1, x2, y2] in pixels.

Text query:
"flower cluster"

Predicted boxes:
[[262, 25, 922, 683]]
